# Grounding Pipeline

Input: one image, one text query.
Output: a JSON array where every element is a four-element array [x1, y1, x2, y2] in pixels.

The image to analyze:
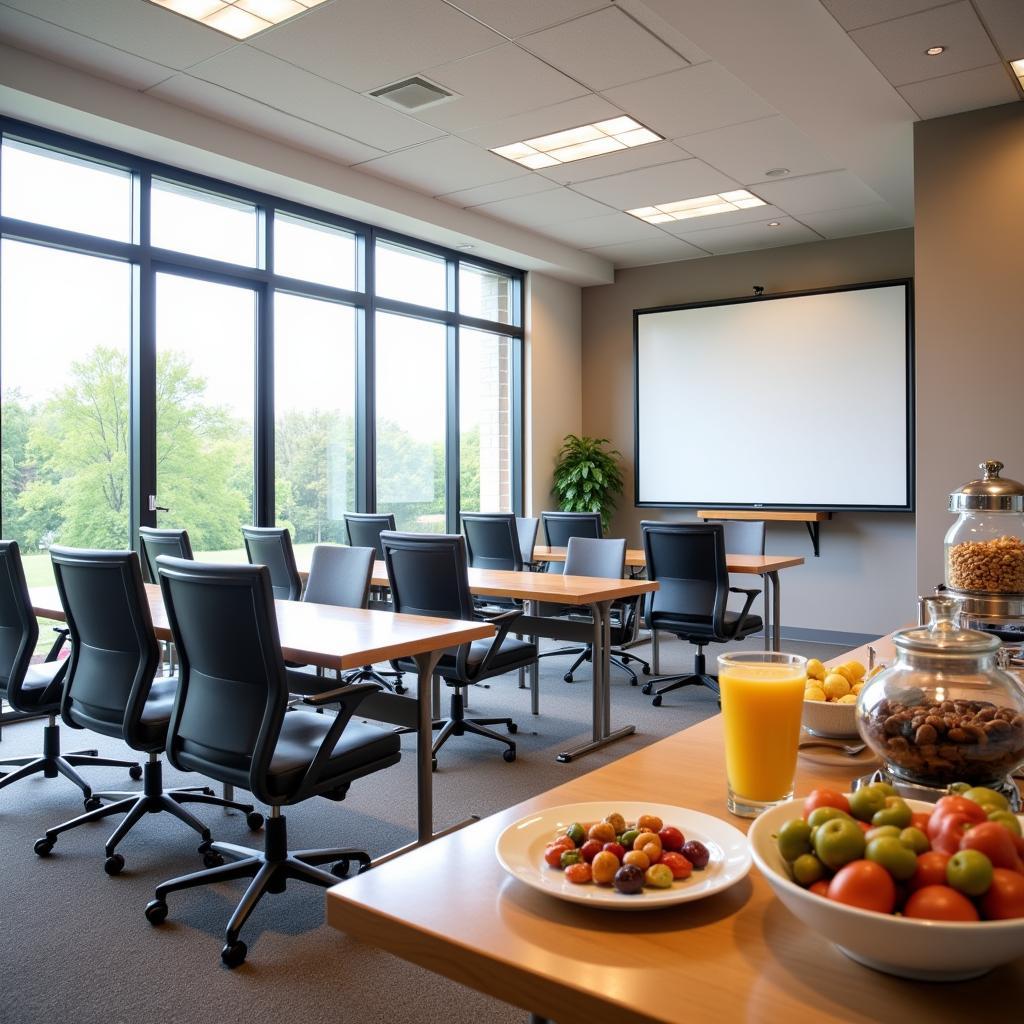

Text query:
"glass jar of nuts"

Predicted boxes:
[[857, 597, 1024, 789], [944, 460, 1024, 595]]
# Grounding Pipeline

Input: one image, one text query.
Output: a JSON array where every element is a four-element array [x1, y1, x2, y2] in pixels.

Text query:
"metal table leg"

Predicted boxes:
[[769, 570, 781, 651], [763, 574, 771, 652], [528, 599, 540, 716], [651, 628, 660, 674]]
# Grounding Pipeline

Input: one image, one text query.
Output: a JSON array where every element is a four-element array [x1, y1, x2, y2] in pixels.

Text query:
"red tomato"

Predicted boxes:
[[580, 839, 603, 863], [658, 826, 685, 852], [904, 885, 979, 922], [803, 789, 852, 820], [980, 868, 1024, 920], [908, 851, 951, 892], [544, 842, 570, 867], [603, 842, 626, 861], [809, 880, 830, 897], [660, 851, 693, 880], [827, 860, 896, 914], [959, 821, 1024, 873], [856, 820, 871, 833], [910, 811, 931, 833]]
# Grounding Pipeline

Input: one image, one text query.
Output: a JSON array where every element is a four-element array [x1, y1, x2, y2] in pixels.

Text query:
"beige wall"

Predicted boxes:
[[914, 102, 1024, 593], [581, 229, 916, 637], [526, 273, 582, 516]]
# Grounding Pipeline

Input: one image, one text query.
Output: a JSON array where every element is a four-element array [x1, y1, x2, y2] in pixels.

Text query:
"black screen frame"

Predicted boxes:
[[632, 278, 915, 513]]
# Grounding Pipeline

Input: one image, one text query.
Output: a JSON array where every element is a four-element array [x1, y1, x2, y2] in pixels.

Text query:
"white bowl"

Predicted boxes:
[[801, 697, 859, 738], [748, 797, 1024, 981]]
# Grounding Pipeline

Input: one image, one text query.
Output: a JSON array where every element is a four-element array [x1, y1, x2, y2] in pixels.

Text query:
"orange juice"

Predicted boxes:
[[718, 654, 806, 816]]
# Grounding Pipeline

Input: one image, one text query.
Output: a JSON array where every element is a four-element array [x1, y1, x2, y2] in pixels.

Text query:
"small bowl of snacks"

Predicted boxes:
[[802, 658, 877, 738], [748, 784, 1024, 980], [495, 801, 751, 910]]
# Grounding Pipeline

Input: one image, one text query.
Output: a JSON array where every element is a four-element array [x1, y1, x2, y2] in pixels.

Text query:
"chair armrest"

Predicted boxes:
[[44, 626, 70, 663], [728, 587, 761, 598], [301, 681, 382, 708], [471, 608, 523, 677], [724, 588, 759, 638]]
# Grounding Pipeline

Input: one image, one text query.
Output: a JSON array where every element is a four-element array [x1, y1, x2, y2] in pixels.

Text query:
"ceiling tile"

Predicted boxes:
[[417, 44, 589, 131], [655, 203, 789, 235], [0, 0, 234, 69], [678, 116, 837, 185], [613, 0, 711, 65], [899, 63, 1019, 119], [519, 7, 687, 91], [455, 94, 624, 150], [186, 46, 444, 151], [799, 203, 911, 239], [601, 63, 777, 139], [820, 1, 951, 31], [542, 211, 662, 247], [447, 1, 611, 38], [438, 174, 556, 207], [0, 5, 174, 89], [753, 170, 884, 214], [475, 187, 614, 229], [537, 140, 691, 185], [570, 158, 739, 210], [584, 235, 709, 267], [850, 2, 1000, 87], [252, 0, 502, 93], [972, 0, 1024, 61], [672, 215, 820, 255], [355, 135, 528, 195], [149, 74, 385, 164]]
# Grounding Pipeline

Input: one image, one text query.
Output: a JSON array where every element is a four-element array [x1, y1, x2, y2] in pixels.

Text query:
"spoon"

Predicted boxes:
[[798, 738, 867, 756]]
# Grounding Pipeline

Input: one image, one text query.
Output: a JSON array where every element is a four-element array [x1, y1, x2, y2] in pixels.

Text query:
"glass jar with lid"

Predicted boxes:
[[945, 459, 1024, 594], [857, 597, 1024, 792]]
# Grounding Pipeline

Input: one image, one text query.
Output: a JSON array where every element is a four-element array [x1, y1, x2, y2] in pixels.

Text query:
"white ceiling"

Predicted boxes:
[[0, 0, 1020, 271]]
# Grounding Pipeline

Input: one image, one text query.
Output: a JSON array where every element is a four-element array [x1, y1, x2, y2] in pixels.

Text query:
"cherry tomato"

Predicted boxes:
[[827, 860, 896, 914], [980, 868, 1024, 920], [904, 885, 979, 922], [910, 811, 932, 833], [808, 879, 830, 897], [660, 851, 693, 879], [803, 789, 852, 820], [603, 842, 626, 861], [908, 850, 951, 892], [959, 821, 1024, 873], [543, 842, 571, 867], [580, 839, 603, 863], [564, 862, 592, 885], [658, 826, 685, 852]]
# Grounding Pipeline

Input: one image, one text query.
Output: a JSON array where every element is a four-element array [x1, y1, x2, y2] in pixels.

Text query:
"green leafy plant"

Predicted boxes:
[[552, 434, 624, 531]]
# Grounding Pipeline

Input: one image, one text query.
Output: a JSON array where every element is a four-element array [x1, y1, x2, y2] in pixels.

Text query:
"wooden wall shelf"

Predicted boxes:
[[697, 509, 833, 556]]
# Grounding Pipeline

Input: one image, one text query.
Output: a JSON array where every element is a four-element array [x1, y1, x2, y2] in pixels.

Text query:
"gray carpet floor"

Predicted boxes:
[[0, 634, 846, 1024]]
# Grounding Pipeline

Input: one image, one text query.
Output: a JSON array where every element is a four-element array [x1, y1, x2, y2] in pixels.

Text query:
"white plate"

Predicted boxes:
[[495, 801, 752, 910]]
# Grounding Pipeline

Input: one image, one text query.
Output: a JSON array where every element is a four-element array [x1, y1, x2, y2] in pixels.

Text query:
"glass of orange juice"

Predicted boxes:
[[718, 651, 807, 818]]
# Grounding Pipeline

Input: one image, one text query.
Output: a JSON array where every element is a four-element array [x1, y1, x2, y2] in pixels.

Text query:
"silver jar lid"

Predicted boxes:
[[948, 460, 1024, 513], [895, 596, 1001, 656]]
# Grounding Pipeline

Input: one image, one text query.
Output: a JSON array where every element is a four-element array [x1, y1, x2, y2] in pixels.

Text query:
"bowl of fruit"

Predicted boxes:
[[748, 783, 1024, 980], [802, 658, 876, 738]]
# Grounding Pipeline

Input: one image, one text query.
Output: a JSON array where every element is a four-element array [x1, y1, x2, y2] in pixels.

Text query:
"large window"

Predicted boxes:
[[0, 121, 523, 560]]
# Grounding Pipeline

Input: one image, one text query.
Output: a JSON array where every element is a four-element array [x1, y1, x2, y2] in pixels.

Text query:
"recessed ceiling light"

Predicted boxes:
[[626, 190, 767, 225], [147, 0, 326, 38], [492, 117, 663, 168], [1011, 58, 1024, 84], [925, 46, 946, 56], [767, 221, 781, 227], [764, 167, 789, 177]]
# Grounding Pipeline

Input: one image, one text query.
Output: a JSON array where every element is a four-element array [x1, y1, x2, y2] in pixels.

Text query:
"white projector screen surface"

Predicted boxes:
[[635, 284, 911, 509]]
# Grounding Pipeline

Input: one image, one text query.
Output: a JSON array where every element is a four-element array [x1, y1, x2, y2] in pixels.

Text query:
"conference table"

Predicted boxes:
[[28, 584, 494, 857]]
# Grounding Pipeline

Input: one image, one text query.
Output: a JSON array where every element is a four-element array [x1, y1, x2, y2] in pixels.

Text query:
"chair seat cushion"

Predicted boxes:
[[394, 636, 536, 682], [135, 677, 179, 749], [4, 660, 67, 711], [652, 610, 763, 641]]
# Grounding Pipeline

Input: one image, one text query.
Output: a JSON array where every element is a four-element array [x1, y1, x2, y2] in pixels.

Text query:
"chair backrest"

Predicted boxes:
[[515, 517, 539, 563], [241, 526, 302, 601], [379, 532, 476, 622], [157, 557, 287, 806], [49, 546, 161, 749], [138, 527, 193, 584], [344, 513, 396, 559], [564, 537, 626, 580], [302, 544, 374, 609], [709, 519, 765, 556], [0, 540, 40, 704], [541, 511, 602, 546], [640, 522, 728, 634], [461, 513, 523, 572]]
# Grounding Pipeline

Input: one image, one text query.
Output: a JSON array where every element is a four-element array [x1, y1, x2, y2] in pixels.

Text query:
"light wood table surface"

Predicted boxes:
[[29, 584, 493, 852], [327, 709, 1024, 1023]]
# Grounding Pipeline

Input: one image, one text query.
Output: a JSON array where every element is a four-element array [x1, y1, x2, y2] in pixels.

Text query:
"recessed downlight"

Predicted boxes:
[[492, 118, 663, 168], [925, 46, 946, 56], [626, 190, 767, 225], [764, 167, 789, 178], [767, 221, 781, 227]]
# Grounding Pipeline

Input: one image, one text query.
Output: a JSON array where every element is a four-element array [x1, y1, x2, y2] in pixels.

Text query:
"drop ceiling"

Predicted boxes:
[[0, 0, 1020, 272]]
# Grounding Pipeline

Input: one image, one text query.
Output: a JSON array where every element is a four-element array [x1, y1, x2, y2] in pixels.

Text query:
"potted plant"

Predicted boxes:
[[552, 434, 624, 532]]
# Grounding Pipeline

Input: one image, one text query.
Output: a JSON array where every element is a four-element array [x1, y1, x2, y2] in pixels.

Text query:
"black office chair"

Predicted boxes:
[[145, 557, 401, 968], [461, 513, 524, 572], [638, 523, 762, 706], [34, 547, 259, 874], [380, 532, 536, 766], [540, 511, 602, 574], [241, 526, 302, 601], [344, 512, 396, 559], [138, 526, 193, 583], [0, 540, 139, 805], [516, 516, 539, 568]]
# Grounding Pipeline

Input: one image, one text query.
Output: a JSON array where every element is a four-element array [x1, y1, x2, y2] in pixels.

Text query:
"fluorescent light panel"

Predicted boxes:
[[626, 190, 767, 224], [147, 0, 327, 38], [1012, 58, 1024, 83], [492, 117, 662, 167]]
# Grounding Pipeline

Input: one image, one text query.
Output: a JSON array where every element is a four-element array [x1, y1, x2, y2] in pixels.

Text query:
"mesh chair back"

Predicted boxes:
[[379, 532, 475, 622], [564, 537, 626, 580], [0, 540, 39, 703], [139, 527, 193, 583], [640, 522, 728, 633], [710, 519, 766, 556], [461, 513, 523, 571], [344, 513, 396, 559], [303, 544, 374, 609], [241, 526, 302, 601], [158, 558, 286, 804], [541, 511, 602, 545], [515, 517, 539, 562], [49, 547, 160, 748]]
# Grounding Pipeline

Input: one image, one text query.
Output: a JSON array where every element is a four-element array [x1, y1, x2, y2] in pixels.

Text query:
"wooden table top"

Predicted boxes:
[[531, 547, 805, 574], [29, 584, 494, 671], [327, 710, 1023, 1023]]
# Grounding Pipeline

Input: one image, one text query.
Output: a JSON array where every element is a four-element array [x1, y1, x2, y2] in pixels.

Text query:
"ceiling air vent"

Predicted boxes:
[[368, 76, 458, 112]]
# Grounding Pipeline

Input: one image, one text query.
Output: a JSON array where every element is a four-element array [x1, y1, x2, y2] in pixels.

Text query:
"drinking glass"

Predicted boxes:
[[718, 651, 807, 818]]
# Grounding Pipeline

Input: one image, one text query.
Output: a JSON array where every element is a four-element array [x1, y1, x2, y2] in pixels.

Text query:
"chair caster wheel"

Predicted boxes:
[[331, 859, 350, 879], [563, 673, 574, 683], [145, 899, 168, 926], [128, 764, 143, 781], [394, 684, 406, 695], [221, 940, 247, 969], [84, 795, 102, 811], [652, 695, 663, 707], [502, 748, 517, 763], [104, 853, 125, 876], [431, 757, 438, 772], [641, 683, 653, 696], [246, 811, 264, 831], [34, 837, 55, 857], [641, 666, 651, 676], [507, 722, 518, 734], [203, 851, 225, 868]]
